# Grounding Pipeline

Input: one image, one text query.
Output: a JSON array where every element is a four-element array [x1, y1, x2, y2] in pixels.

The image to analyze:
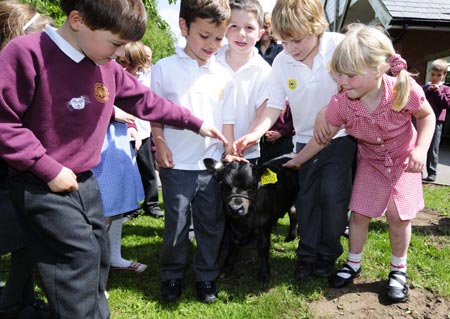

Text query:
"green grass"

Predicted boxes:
[[1, 184, 449, 318], [106, 184, 450, 318]]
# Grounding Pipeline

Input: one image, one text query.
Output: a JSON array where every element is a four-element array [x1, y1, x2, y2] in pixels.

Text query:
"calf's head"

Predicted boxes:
[[204, 159, 261, 218]]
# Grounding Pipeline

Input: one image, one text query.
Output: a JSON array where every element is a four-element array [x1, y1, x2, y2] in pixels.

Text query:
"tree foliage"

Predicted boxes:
[[25, 0, 177, 61]]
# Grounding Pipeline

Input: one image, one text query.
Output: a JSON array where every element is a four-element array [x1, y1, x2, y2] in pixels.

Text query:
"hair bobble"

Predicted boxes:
[[388, 54, 407, 76]]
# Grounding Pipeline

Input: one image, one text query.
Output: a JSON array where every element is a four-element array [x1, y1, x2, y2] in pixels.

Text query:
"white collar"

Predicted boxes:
[[44, 25, 85, 63]]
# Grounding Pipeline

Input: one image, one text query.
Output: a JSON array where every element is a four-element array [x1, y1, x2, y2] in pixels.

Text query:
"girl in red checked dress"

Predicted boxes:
[[284, 25, 435, 303]]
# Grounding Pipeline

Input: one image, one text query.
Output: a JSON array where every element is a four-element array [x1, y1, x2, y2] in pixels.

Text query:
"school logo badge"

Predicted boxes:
[[287, 78, 298, 90], [94, 83, 110, 103]]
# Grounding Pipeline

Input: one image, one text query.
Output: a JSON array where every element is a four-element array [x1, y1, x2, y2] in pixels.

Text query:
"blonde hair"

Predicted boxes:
[[329, 25, 411, 111], [116, 41, 150, 72], [271, 0, 328, 40], [430, 59, 449, 74], [0, 1, 54, 50]]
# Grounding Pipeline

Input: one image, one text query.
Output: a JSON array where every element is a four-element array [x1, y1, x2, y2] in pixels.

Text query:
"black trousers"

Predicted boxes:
[[295, 136, 357, 261], [8, 171, 110, 319], [134, 137, 159, 210]]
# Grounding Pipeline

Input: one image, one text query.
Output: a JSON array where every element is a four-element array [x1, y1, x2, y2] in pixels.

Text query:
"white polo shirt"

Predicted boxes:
[[268, 32, 346, 144], [216, 45, 272, 159], [134, 69, 152, 139], [151, 47, 236, 170]]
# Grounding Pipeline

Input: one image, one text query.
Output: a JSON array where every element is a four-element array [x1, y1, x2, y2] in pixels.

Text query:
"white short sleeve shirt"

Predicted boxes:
[[268, 32, 346, 144], [151, 48, 236, 170]]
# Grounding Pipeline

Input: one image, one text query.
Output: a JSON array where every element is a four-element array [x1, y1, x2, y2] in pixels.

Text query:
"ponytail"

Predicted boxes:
[[388, 54, 411, 112]]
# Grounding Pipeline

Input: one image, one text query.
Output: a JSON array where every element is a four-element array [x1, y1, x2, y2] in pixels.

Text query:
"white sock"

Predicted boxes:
[[389, 255, 407, 288], [108, 216, 132, 267], [337, 252, 362, 279]]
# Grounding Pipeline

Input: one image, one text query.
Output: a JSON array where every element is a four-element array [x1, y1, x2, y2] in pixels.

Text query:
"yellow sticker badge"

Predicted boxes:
[[261, 168, 278, 185], [94, 83, 110, 103], [288, 78, 298, 90]]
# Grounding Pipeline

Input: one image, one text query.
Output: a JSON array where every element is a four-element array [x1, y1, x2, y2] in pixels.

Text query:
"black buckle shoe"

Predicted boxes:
[[313, 256, 336, 278], [196, 281, 218, 303], [145, 206, 164, 218], [161, 279, 182, 302], [294, 260, 313, 281], [329, 263, 361, 288], [386, 270, 408, 302]]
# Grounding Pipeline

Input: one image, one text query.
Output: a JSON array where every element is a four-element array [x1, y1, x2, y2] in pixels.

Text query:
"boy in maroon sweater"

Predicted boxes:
[[0, 1, 226, 318]]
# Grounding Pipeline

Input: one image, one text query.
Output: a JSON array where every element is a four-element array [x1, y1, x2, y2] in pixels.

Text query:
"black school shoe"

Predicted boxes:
[[0, 299, 51, 319], [313, 256, 336, 278], [196, 281, 218, 303], [386, 271, 408, 302], [294, 260, 313, 281], [143, 205, 164, 219], [329, 263, 361, 288], [161, 279, 182, 302]]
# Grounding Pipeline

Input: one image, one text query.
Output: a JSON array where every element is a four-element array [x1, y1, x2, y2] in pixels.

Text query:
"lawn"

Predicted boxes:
[[106, 184, 450, 319], [1, 184, 449, 318]]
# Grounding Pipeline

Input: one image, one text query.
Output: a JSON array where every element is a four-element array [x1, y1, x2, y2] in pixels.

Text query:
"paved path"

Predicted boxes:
[[423, 144, 450, 186]]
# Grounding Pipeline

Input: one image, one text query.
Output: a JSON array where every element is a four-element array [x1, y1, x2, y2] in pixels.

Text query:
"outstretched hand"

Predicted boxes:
[[222, 154, 249, 163], [199, 123, 228, 146], [233, 132, 259, 157]]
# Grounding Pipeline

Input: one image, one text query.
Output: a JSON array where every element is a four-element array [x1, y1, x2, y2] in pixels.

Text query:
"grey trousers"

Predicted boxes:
[[159, 168, 224, 282], [8, 171, 110, 319]]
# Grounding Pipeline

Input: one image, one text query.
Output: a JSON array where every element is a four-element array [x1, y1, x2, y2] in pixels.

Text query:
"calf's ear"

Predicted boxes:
[[203, 158, 224, 175]]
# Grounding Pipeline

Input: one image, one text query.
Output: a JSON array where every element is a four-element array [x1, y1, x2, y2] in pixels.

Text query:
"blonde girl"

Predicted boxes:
[[284, 25, 435, 302]]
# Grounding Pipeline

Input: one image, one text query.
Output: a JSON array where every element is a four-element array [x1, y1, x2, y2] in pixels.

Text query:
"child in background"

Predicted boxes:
[[151, 0, 235, 303], [235, 0, 356, 280], [92, 104, 147, 273], [255, 11, 283, 66], [284, 25, 435, 302], [116, 41, 163, 219], [0, 2, 53, 318], [216, 0, 270, 163], [422, 58, 450, 182], [0, 0, 227, 317]]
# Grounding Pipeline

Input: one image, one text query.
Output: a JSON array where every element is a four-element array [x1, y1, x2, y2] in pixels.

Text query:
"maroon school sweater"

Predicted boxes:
[[0, 31, 202, 182]]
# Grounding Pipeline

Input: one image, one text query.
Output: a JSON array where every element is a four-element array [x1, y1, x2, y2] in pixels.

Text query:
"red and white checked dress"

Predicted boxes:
[[326, 75, 427, 220]]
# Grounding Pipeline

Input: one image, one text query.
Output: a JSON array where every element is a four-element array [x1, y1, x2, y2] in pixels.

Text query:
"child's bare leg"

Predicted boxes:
[[329, 211, 370, 287], [348, 211, 371, 254], [385, 199, 411, 258], [385, 197, 410, 302]]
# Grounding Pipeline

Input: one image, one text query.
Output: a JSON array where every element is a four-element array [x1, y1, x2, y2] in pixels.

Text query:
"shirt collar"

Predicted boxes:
[[175, 46, 218, 72], [44, 25, 85, 63], [216, 45, 261, 69]]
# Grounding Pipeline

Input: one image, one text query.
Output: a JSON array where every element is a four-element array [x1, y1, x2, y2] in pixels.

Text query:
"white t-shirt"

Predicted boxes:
[[268, 32, 346, 144], [216, 45, 271, 159], [151, 47, 236, 170]]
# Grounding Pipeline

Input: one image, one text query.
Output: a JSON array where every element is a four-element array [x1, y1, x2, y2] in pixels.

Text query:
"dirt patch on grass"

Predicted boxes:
[[309, 209, 450, 319]]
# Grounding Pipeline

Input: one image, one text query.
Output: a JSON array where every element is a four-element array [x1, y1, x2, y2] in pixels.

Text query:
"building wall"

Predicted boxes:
[[389, 29, 450, 85], [389, 29, 450, 144]]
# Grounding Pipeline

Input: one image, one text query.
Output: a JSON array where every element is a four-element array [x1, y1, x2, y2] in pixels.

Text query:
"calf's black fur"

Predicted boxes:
[[204, 155, 299, 283]]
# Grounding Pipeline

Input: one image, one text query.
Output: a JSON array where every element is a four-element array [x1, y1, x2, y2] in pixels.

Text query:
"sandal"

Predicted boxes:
[[110, 261, 148, 273], [386, 270, 408, 302], [328, 263, 361, 288]]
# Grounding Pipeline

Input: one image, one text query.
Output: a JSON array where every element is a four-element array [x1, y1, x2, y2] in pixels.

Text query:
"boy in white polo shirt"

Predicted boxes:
[[216, 0, 270, 163], [234, 0, 357, 280], [150, 0, 235, 304]]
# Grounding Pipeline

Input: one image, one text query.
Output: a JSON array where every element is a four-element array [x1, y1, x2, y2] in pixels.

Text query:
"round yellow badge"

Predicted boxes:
[[288, 78, 298, 90], [94, 83, 110, 103]]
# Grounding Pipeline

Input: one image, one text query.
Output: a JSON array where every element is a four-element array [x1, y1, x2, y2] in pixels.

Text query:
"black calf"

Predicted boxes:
[[204, 155, 299, 283]]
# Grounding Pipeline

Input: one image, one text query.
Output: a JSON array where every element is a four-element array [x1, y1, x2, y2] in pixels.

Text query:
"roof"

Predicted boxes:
[[369, 0, 450, 28]]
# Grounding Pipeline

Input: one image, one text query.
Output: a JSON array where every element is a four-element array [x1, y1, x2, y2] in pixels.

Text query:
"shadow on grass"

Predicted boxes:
[[413, 217, 450, 236]]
